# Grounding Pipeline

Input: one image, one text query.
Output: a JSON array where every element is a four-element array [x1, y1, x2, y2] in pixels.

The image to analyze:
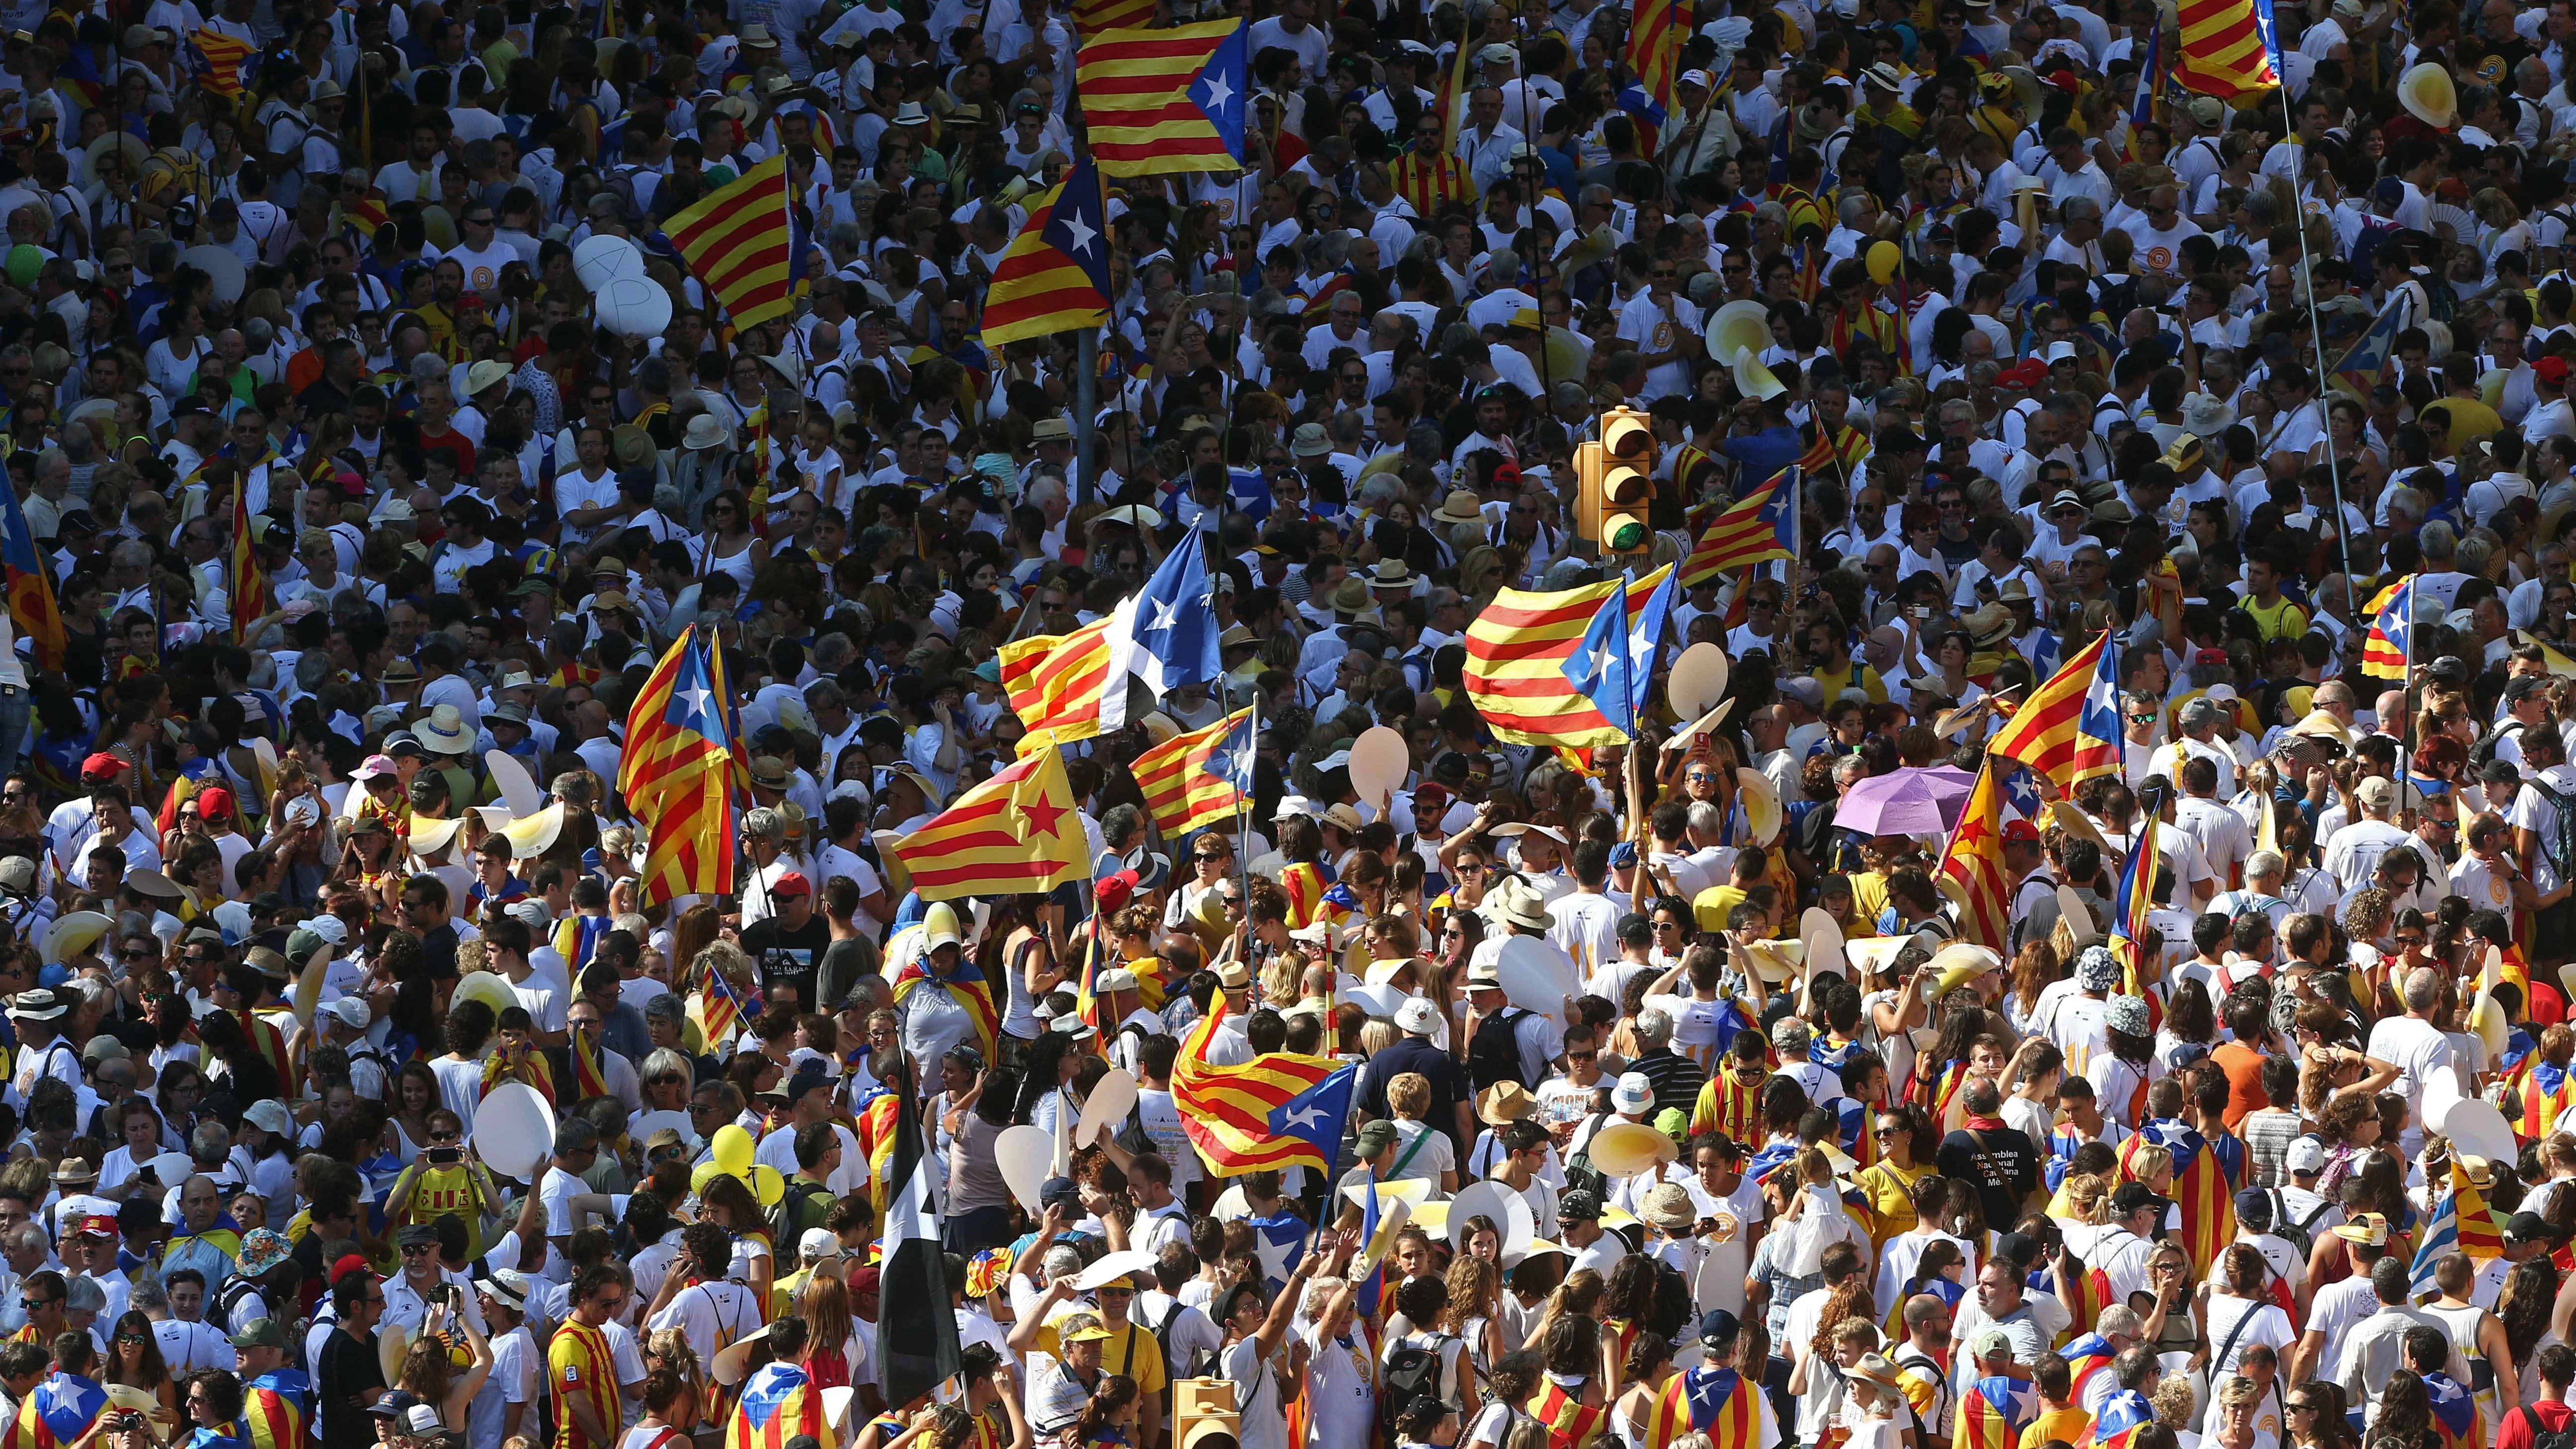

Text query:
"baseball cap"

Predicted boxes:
[[2539, 356, 2572, 386], [2506, 1212, 2569, 1245], [2284, 1137, 2327, 1175], [231, 1318, 289, 1350], [1697, 1309, 1740, 1346], [800, 1228, 843, 1261], [368, 1392, 424, 1421], [2109, 1181, 2161, 1215], [80, 753, 127, 783], [772, 872, 812, 897]]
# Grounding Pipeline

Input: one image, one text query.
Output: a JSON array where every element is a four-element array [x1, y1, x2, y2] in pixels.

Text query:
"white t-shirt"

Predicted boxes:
[[2361, 1015, 2458, 1152]]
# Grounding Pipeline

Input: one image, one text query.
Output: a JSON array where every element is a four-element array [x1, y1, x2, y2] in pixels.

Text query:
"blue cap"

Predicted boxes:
[[1697, 1309, 1740, 1346], [2373, 176, 2406, 207], [1609, 841, 1639, 869]]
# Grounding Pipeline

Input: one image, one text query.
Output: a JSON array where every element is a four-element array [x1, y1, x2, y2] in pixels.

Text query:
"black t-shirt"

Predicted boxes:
[[739, 914, 832, 1013], [317, 1326, 387, 1445], [1935, 1121, 2040, 1232]]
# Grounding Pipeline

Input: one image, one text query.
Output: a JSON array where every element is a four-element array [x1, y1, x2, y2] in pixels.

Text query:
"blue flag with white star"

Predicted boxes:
[[1264, 1060, 1357, 1168], [1563, 576, 1640, 732], [1200, 701, 1258, 795], [1622, 563, 1682, 722], [1123, 538, 1223, 695]]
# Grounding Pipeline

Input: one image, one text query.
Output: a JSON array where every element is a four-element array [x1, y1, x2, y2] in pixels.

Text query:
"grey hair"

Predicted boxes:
[[190, 1121, 232, 1164], [2403, 966, 2442, 1012], [640, 1046, 692, 1081], [743, 806, 785, 841], [1687, 802, 1724, 836], [1635, 1008, 1674, 1043]]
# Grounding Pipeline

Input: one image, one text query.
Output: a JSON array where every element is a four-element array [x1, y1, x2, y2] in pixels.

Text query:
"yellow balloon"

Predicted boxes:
[[1866, 241, 1901, 286], [747, 1164, 786, 1208], [690, 1160, 725, 1197], [711, 1124, 755, 1176]]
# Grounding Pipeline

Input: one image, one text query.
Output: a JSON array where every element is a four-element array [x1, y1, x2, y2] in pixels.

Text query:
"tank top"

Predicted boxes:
[[2424, 1301, 2496, 1402]]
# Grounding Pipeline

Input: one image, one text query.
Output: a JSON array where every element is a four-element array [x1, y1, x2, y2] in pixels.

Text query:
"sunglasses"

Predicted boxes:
[[1568, 1050, 1598, 1062]]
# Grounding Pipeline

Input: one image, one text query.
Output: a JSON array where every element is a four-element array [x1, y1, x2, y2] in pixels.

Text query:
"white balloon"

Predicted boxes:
[[596, 276, 673, 339], [473, 1082, 557, 1179], [572, 234, 646, 292]]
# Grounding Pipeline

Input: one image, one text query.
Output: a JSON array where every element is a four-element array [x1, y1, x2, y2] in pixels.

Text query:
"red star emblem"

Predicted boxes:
[[1018, 795, 1066, 840]]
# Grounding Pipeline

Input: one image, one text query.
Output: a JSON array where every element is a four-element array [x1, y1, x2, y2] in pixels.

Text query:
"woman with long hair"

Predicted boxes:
[[2003, 941, 2062, 1038], [2202, 1244, 2296, 1381], [2156, 979, 2220, 1074], [697, 1173, 776, 1310], [1068, 1374, 1140, 1449], [394, 1293, 493, 1430], [2496, 1255, 2561, 1405], [798, 1275, 861, 1392], [387, 1059, 442, 1159], [2288, 1382, 2358, 1449], [1610, 1336, 1677, 1449], [104, 1309, 175, 1419], [2367, 1372, 2434, 1449]]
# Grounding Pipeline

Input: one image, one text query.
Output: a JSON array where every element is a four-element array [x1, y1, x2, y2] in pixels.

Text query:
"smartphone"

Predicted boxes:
[[426, 1146, 462, 1166]]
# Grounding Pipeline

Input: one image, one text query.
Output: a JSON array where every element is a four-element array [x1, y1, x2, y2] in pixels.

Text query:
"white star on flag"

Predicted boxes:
[[1199, 72, 1234, 113], [676, 685, 714, 725], [1059, 208, 1097, 257], [1146, 597, 1180, 634]]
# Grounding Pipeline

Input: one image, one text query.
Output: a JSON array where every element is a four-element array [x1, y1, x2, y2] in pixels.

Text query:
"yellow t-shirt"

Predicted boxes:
[[1692, 884, 1750, 934], [2237, 595, 2310, 643], [1853, 1158, 1932, 1245], [2018, 1405, 2093, 1449], [1032, 1319, 1168, 1394]]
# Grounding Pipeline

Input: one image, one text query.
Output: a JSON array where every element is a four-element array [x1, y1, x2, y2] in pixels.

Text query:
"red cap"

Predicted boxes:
[[195, 786, 233, 817], [2001, 819, 2040, 845], [76, 1215, 118, 1239], [846, 1264, 881, 1294], [1094, 869, 1139, 912], [80, 752, 128, 783], [331, 1254, 375, 1285], [2194, 647, 2230, 666], [2539, 356, 2570, 386], [1997, 360, 2049, 389], [772, 871, 811, 897]]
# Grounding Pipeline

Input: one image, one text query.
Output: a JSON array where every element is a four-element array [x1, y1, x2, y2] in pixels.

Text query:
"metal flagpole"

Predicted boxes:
[[2275, 82, 2357, 587]]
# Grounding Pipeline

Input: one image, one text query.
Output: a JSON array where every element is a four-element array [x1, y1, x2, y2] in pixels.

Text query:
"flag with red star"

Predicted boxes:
[[888, 746, 1088, 901], [1938, 757, 2013, 953]]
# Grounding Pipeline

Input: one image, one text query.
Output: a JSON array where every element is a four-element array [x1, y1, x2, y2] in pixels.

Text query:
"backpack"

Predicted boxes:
[[1150, 1295, 1214, 1381], [2470, 721, 2527, 770], [2513, 1404, 2576, 1449], [2525, 776, 2576, 881], [772, 1177, 833, 1244], [1466, 1008, 1533, 1092], [2265, 1190, 2335, 1256], [1380, 1332, 1453, 1430]]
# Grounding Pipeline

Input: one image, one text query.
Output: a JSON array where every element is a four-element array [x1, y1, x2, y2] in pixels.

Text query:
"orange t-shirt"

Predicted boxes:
[[2211, 1041, 2268, 1130]]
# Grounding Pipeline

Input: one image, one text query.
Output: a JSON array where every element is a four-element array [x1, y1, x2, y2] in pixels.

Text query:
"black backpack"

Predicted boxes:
[[2470, 721, 2527, 770], [2515, 1404, 2576, 1449], [1467, 1008, 1533, 1092], [772, 1177, 834, 1243], [1380, 1332, 1453, 1429]]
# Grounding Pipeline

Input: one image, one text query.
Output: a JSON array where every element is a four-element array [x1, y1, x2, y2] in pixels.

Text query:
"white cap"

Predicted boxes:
[[1395, 997, 1441, 1034], [2044, 340, 2077, 363], [326, 997, 370, 1029], [1612, 1072, 1655, 1114], [506, 899, 552, 931], [800, 1228, 843, 1261]]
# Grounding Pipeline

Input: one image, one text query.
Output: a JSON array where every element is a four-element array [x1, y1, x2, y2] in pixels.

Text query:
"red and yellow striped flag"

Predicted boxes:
[[1937, 759, 2012, 952], [1983, 630, 2111, 791], [981, 159, 1113, 348], [1527, 1379, 1609, 1449], [230, 491, 269, 644], [1462, 571, 1665, 748], [1678, 470, 1798, 587], [1132, 705, 1253, 836], [1075, 18, 1248, 176], [664, 154, 796, 331], [2362, 575, 2416, 678], [617, 627, 741, 904], [192, 28, 256, 97], [1171, 996, 1350, 1175], [1641, 1366, 1761, 1449], [1071, 0, 1153, 34], [1954, 1378, 2031, 1449], [2174, 0, 2281, 99], [887, 747, 1088, 901], [998, 616, 1118, 750]]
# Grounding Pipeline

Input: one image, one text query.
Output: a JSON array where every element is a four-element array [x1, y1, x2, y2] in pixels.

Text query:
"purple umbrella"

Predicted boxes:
[[1834, 767, 1978, 837]]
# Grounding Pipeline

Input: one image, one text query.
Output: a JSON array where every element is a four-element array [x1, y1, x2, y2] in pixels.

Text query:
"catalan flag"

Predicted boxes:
[[664, 154, 797, 331], [1794, 424, 1871, 484], [1679, 470, 1798, 587], [2426, 1372, 2480, 1449], [2362, 575, 2416, 679], [980, 158, 1114, 348], [1071, 0, 1154, 32], [1955, 1377, 2033, 1449], [727, 1357, 826, 1449], [1074, 19, 1250, 176], [2120, 1119, 2237, 1276], [240, 1370, 307, 1449], [1642, 1365, 1764, 1449], [2511, 1051, 2575, 1140], [191, 27, 256, 97], [1984, 629, 2116, 793], [999, 614, 1125, 750], [2174, 0, 2282, 98], [850, 1090, 903, 1217], [341, 190, 391, 239], [1133, 705, 1255, 837], [617, 627, 742, 905], [2075, 1390, 2154, 1449], [1688, 1060, 1767, 1141], [2059, 1333, 2118, 1402], [1618, 0, 1677, 153], [890, 746, 1087, 902], [1938, 759, 2012, 952], [1462, 571, 1669, 748], [0, 1374, 106, 1449], [1392, 31, 1477, 215], [0, 472, 63, 670], [1527, 1377, 1610, 1449], [231, 498, 269, 644], [2111, 805, 2163, 989], [1171, 995, 1355, 1175]]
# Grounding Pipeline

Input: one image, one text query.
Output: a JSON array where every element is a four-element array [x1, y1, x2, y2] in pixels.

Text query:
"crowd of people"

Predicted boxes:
[[12, 3, 2576, 1449]]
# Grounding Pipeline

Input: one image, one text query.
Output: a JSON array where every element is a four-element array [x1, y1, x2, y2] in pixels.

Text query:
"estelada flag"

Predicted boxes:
[[1954, 1375, 2034, 1449], [230, 495, 269, 644], [2076, 1389, 2153, 1449], [664, 154, 797, 331], [1463, 571, 1668, 748], [1171, 995, 1354, 1175], [2119, 1119, 2239, 1276], [0, 482, 60, 669], [980, 158, 1114, 348], [1641, 1365, 1763, 1449], [1132, 705, 1254, 837], [2362, 575, 2417, 678], [1678, 470, 1797, 587], [1075, 18, 1249, 176], [726, 1362, 825, 1449], [2173, 0, 2281, 100], [191, 27, 256, 97], [0, 1374, 105, 1449], [618, 628, 742, 904], [889, 746, 1087, 901], [1526, 1376, 1609, 1449], [1985, 629, 2115, 793], [1937, 760, 2012, 953]]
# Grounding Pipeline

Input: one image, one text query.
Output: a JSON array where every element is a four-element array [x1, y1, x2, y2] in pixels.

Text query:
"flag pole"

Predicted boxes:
[[2272, 77, 2356, 588]]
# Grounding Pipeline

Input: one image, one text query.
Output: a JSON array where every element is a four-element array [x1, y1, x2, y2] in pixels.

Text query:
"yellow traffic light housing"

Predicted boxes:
[[1174, 1379, 1239, 1449], [1575, 409, 1656, 557]]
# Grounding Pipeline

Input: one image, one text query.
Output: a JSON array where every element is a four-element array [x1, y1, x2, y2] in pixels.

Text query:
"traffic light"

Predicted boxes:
[[1174, 1379, 1239, 1449], [1574, 408, 1656, 557]]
